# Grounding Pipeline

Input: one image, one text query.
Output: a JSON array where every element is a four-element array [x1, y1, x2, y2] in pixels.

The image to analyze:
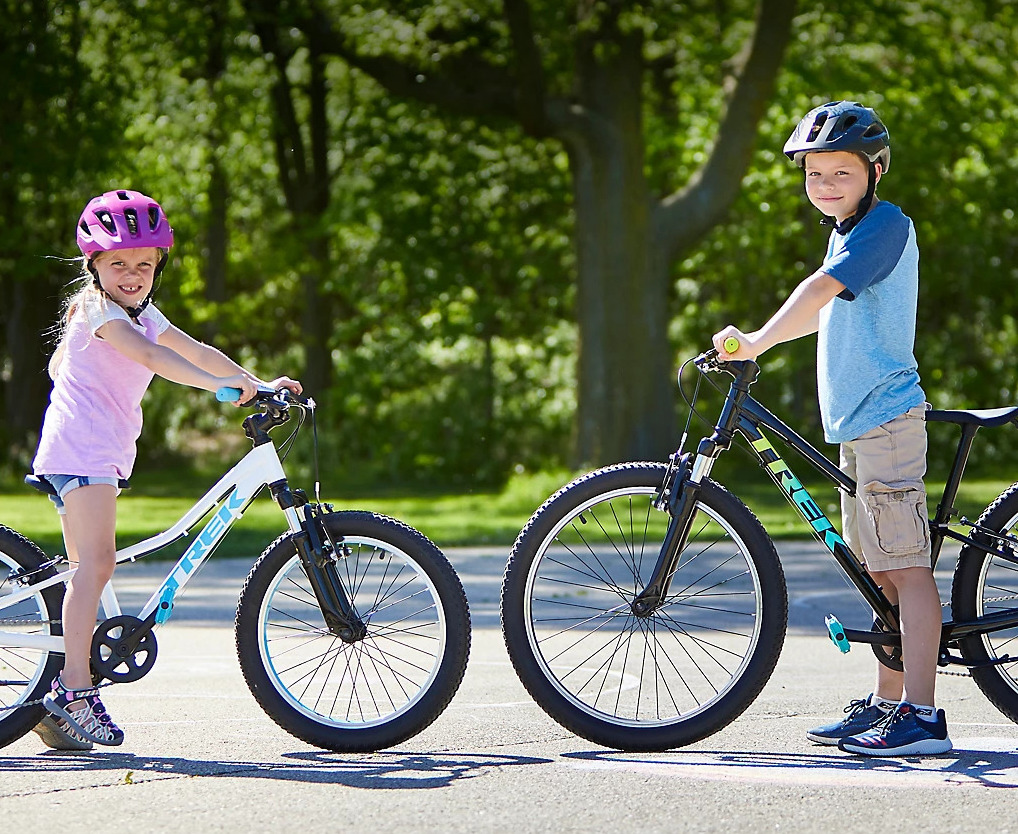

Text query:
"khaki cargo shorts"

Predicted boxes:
[[840, 404, 932, 573]]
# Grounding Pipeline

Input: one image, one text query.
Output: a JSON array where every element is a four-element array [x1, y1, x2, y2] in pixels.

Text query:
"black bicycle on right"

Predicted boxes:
[[501, 348, 1018, 751]]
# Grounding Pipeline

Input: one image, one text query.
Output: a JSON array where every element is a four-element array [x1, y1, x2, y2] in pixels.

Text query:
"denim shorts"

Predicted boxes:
[[41, 474, 122, 516]]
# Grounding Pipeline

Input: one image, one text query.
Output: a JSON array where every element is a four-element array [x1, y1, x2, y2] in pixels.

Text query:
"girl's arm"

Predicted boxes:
[[99, 319, 259, 402], [158, 325, 302, 395], [713, 271, 845, 360]]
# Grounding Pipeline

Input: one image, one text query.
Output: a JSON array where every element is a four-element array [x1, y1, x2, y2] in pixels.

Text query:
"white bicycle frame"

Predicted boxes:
[[0, 440, 304, 653]]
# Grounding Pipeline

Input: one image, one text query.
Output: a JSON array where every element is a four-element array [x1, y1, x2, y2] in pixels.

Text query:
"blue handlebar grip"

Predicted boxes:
[[216, 387, 241, 402], [825, 614, 851, 654]]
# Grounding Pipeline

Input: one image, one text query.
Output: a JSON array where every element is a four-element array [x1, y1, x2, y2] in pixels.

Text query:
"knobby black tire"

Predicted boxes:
[[0, 526, 64, 748], [501, 462, 787, 752], [235, 511, 470, 752], [951, 483, 1018, 724]]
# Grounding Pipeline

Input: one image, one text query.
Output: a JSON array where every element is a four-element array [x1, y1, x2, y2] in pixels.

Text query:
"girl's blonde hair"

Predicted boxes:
[[48, 261, 103, 379], [47, 247, 167, 378]]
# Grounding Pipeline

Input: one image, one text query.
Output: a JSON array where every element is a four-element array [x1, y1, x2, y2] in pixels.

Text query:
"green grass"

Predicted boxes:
[[1, 468, 1011, 560]]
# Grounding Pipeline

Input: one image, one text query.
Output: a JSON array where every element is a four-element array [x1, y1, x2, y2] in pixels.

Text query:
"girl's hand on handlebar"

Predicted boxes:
[[265, 376, 303, 397], [217, 373, 259, 406]]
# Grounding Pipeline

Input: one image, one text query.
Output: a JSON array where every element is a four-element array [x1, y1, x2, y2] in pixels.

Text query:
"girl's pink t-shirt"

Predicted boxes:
[[33, 294, 170, 480]]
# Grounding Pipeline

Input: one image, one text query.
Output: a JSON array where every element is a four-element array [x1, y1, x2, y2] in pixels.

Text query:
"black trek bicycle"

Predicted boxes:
[[500, 349, 1018, 751]]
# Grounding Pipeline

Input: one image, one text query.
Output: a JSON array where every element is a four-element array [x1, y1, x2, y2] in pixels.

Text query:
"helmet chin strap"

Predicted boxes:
[[820, 163, 877, 235], [87, 252, 167, 320]]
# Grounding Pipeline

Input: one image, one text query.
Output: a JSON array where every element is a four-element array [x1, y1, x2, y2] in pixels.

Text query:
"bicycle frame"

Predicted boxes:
[[0, 440, 300, 654], [638, 354, 1018, 663]]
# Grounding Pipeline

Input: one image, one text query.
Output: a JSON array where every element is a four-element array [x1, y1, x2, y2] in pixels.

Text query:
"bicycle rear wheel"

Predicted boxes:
[[0, 526, 64, 748], [952, 483, 1018, 723], [235, 511, 470, 752], [501, 462, 787, 751]]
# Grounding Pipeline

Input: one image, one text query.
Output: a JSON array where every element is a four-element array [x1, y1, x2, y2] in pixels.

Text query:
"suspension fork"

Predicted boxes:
[[273, 482, 366, 643], [632, 361, 758, 616]]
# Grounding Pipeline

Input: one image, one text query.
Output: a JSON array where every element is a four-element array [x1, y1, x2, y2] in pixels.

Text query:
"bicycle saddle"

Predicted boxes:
[[925, 406, 1018, 428]]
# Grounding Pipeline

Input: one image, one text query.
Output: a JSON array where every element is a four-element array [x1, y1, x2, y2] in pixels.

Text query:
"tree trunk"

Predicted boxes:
[[563, 28, 674, 465]]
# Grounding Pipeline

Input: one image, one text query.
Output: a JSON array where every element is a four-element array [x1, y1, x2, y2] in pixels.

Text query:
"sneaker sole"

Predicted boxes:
[[32, 716, 93, 751], [43, 695, 124, 747], [838, 737, 953, 757], [805, 732, 843, 746]]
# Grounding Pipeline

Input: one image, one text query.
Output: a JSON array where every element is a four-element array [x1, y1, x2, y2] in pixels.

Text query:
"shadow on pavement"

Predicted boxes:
[[0, 750, 552, 790], [562, 746, 1018, 788]]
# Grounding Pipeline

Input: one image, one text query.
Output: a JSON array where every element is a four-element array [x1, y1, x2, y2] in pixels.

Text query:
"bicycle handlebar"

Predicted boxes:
[[216, 386, 304, 407]]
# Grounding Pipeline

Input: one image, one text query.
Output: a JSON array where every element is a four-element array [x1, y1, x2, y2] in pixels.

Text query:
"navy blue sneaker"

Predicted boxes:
[[806, 695, 889, 745], [838, 702, 952, 757]]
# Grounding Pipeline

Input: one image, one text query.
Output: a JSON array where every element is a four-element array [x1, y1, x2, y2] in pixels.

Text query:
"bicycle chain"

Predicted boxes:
[[0, 618, 117, 713]]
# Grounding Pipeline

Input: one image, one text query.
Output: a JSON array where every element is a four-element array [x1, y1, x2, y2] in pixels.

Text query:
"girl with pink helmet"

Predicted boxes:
[[30, 190, 302, 749]]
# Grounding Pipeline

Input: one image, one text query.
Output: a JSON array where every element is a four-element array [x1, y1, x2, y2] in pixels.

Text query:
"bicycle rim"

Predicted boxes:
[[971, 513, 1018, 691], [522, 484, 766, 728], [0, 556, 56, 711], [256, 538, 448, 729]]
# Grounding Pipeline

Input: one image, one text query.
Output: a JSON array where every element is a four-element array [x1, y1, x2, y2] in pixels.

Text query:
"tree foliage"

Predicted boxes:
[[2, 1, 1017, 487]]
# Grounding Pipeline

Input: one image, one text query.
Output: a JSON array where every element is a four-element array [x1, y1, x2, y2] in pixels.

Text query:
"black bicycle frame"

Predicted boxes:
[[635, 356, 1018, 664]]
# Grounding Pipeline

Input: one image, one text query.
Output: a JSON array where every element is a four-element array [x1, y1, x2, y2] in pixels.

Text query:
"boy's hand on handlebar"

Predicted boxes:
[[712, 327, 759, 361]]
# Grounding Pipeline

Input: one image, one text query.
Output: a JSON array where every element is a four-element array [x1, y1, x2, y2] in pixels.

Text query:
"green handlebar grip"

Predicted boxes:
[[723, 336, 740, 354]]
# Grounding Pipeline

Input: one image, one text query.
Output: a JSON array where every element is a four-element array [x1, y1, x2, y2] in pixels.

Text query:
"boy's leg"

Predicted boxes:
[[840, 439, 904, 701], [837, 407, 951, 755], [869, 565, 941, 706]]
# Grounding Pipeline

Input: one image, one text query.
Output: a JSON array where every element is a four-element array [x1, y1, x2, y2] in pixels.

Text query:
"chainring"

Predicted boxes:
[[90, 615, 158, 683]]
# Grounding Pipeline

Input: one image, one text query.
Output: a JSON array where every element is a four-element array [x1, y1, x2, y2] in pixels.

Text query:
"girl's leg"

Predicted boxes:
[[58, 483, 118, 691]]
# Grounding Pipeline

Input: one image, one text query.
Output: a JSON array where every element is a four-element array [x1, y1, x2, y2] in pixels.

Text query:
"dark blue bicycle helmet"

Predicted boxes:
[[783, 101, 890, 171], [784, 101, 890, 233]]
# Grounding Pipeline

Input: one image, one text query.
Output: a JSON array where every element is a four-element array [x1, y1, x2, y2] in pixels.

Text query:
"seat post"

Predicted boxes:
[[931, 423, 979, 566]]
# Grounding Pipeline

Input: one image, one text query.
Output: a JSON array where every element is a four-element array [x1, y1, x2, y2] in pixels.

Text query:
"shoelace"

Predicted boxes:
[[842, 698, 870, 718], [869, 705, 910, 737]]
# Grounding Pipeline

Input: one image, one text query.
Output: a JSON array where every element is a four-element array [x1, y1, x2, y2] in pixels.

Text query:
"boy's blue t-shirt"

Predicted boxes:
[[817, 200, 925, 444]]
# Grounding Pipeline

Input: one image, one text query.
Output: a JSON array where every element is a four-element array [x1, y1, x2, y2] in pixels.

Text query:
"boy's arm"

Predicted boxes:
[[714, 271, 845, 360]]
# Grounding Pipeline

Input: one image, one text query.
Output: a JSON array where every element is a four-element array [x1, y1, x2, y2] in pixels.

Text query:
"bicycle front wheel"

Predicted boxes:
[[501, 462, 787, 751], [236, 511, 470, 752], [0, 526, 64, 748], [952, 483, 1018, 723]]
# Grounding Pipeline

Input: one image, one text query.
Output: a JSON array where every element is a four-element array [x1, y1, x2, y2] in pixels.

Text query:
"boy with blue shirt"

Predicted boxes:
[[713, 100, 951, 756]]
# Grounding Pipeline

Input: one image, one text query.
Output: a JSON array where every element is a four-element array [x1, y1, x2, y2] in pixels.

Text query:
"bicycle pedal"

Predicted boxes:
[[825, 614, 851, 653]]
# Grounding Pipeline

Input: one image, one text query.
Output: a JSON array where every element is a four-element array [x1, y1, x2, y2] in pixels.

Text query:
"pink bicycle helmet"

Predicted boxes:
[[76, 189, 174, 258]]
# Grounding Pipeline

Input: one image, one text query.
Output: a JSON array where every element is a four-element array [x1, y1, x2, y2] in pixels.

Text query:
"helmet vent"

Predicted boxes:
[[863, 121, 885, 138], [116, 191, 130, 201], [95, 210, 117, 235], [806, 114, 828, 142], [124, 209, 139, 237], [838, 115, 858, 133], [147, 206, 161, 231]]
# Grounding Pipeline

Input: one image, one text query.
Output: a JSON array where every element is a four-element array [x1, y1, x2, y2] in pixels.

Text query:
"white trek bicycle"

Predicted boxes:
[[0, 387, 471, 751]]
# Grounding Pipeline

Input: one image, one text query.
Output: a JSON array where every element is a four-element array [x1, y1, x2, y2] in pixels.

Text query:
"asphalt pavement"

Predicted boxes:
[[2, 541, 1018, 834]]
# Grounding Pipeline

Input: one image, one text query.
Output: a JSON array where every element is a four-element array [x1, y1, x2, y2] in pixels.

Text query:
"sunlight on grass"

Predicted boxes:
[[0, 470, 1011, 560]]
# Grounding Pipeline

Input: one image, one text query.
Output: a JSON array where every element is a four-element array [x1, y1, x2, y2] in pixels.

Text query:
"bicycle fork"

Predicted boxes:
[[633, 453, 703, 616], [273, 482, 366, 643]]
